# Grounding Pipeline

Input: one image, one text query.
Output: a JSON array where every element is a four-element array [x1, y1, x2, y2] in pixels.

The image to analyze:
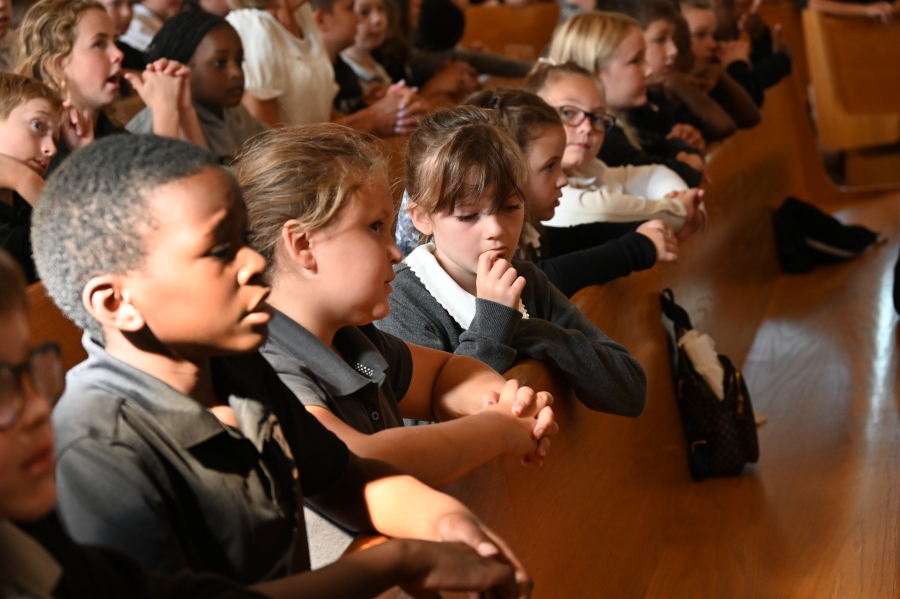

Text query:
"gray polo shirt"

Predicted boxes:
[[260, 308, 413, 568], [53, 334, 350, 584]]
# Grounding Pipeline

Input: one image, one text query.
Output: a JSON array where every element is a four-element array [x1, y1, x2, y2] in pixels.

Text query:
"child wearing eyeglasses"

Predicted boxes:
[[523, 61, 706, 238]]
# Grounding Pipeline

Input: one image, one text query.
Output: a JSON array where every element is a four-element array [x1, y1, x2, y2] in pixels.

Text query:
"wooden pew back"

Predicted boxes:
[[26, 282, 87, 373], [458, 3, 559, 59]]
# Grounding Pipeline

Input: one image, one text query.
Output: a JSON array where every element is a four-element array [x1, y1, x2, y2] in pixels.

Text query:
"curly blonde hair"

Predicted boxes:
[[547, 11, 641, 75], [16, 0, 105, 99], [233, 124, 388, 276]]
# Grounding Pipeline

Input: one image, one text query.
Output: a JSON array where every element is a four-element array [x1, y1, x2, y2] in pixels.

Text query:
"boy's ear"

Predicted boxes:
[[82, 275, 145, 333], [280, 220, 318, 273], [408, 203, 434, 236]]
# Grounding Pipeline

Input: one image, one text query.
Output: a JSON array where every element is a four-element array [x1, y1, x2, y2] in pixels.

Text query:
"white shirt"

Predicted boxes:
[[545, 158, 696, 232], [228, 6, 339, 126], [119, 3, 163, 52]]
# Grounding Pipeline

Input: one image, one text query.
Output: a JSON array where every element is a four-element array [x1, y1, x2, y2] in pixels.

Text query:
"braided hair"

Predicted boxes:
[[145, 8, 233, 64]]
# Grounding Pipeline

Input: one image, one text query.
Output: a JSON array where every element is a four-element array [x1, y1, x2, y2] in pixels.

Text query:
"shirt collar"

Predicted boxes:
[[0, 520, 62, 599], [78, 334, 253, 449], [265, 308, 387, 396], [404, 243, 528, 329]]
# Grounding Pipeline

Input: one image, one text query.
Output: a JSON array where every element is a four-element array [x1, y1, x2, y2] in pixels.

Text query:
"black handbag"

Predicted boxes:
[[660, 289, 760, 481]]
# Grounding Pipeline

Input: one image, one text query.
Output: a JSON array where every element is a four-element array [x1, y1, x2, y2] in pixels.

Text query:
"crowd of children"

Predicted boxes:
[[0, 0, 868, 594]]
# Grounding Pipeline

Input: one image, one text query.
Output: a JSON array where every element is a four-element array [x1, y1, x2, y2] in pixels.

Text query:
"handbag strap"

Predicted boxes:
[[660, 288, 694, 331]]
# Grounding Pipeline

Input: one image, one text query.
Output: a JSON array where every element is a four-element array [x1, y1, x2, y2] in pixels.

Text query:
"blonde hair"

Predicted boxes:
[[406, 105, 528, 219], [0, 72, 64, 120], [16, 0, 105, 98], [233, 124, 387, 276], [547, 11, 642, 75], [522, 59, 604, 100]]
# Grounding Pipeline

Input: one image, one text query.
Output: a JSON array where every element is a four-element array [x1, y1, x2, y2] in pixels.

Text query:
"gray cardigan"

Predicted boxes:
[[376, 259, 647, 416]]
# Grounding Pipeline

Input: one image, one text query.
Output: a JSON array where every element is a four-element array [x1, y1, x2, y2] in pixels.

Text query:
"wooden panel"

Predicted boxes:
[[26, 282, 86, 373], [817, 14, 900, 114], [802, 9, 900, 151], [458, 3, 559, 59]]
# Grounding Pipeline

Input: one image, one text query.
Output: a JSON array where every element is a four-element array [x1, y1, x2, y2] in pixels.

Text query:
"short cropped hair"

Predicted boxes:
[[405, 105, 528, 219], [32, 134, 218, 341], [595, 0, 680, 28], [233, 124, 386, 277], [16, 0, 105, 97], [547, 11, 641, 74], [0, 72, 63, 121], [0, 249, 28, 316], [465, 87, 562, 154]]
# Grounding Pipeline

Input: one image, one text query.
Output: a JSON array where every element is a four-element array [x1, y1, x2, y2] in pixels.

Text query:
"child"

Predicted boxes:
[[0, 73, 61, 284], [377, 105, 648, 416], [680, 0, 769, 118], [127, 9, 267, 164], [465, 86, 681, 298], [119, 0, 181, 52], [30, 133, 531, 598], [17, 0, 204, 169], [0, 0, 14, 72], [547, 10, 706, 187], [234, 124, 556, 567], [0, 248, 528, 599], [522, 61, 706, 237], [596, 0, 747, 143], [707, 0, 792, 104], [334, 0, 394, 114]]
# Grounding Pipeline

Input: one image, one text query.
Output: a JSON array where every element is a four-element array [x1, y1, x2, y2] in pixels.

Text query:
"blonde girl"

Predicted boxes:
[[234, 124, 556, 567], [17, 0, 204, 166], [377, 105, 647, 417], [547, 11, 707, 187]]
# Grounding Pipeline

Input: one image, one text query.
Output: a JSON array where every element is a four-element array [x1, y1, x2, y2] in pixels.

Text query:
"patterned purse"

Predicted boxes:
[[660, 289, 760, 481]]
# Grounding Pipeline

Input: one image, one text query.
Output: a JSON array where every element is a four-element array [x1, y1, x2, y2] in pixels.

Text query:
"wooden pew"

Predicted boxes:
[[758, 0, 810, 104], [26, 282, 87, 373], [458, 3, 559, 60], [802, 9, 900, 152], [407, 75, 900, 598]]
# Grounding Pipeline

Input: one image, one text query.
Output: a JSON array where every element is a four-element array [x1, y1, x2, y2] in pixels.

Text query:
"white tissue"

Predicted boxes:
[[678, 330, 725, 400]]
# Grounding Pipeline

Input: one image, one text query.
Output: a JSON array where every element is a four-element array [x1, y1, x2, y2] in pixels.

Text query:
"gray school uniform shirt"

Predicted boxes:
[[52, 334, 350, 583], [260, 308, 413, 569], [126, 102, 267, 164], [376, 254, 647, 417]]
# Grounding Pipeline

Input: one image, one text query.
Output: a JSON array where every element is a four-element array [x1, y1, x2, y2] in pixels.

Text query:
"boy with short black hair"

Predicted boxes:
[[0, 72, 62, 283], [31, 133, 531, 598]]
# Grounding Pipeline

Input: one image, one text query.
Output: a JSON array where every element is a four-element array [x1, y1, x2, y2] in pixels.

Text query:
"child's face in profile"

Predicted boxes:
[[320, 0, 361, 52], [59, 9, 124, 112], [353, 0, 387, 52], [598, 27, 649, 111], [524, 125, 567, 223], [682, 7, 718, 67], [414, 190, 524, 290], [0, 98, 60, 178], [643, 18, 678, 85], [117, 168, 272, 359], [538, 73, 608, 172], [189, 25, 246, 112], [303, 177, 401, 325], [99, 0, 134, 37], [0, 307, 57, 522]]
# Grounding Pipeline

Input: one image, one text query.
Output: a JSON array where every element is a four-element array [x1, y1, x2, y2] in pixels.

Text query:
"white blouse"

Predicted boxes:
[[227, 6, 339, 126]]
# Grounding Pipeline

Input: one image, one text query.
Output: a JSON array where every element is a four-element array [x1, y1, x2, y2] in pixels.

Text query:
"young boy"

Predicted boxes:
[[30, 133, 532, 597], [0, 73, 62, 284], [0, 248, 528, 598]]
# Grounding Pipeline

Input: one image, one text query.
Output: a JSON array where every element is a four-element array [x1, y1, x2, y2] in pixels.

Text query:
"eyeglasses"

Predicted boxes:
[[0, 343, 64, 431], [555, 105, 617, 132]]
